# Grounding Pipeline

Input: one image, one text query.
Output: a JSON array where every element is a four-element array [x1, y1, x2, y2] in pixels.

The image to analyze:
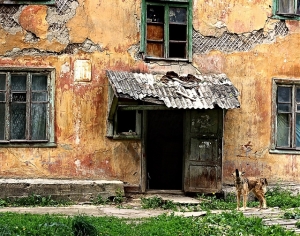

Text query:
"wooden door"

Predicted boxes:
[[184, 109, 223, 193]]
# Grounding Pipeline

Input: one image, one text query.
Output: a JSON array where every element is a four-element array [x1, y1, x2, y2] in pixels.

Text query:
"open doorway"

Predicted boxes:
[[146, 110, 184, 190]]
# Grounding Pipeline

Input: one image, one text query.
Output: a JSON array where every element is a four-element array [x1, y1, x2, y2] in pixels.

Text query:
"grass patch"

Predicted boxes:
[[266, 185, 300, 209], [0, 211, 296, 236], [141, 196, 178, 211]]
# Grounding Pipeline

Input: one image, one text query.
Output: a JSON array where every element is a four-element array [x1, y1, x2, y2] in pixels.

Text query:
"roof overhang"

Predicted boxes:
[[106, 70, 240, 112]]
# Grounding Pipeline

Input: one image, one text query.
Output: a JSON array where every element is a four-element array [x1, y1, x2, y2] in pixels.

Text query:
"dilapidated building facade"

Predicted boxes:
[[0, 0, 299, 198]]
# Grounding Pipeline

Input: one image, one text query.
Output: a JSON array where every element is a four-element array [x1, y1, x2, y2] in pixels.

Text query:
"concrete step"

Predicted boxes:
[[0, 178, 124, 202]]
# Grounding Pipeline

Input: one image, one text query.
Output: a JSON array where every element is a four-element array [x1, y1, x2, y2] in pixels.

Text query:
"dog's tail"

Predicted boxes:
[[235, 169, 239, 177]]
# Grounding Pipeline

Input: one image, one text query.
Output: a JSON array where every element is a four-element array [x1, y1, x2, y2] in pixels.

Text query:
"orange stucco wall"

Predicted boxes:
[[0, 0, 300, 187]]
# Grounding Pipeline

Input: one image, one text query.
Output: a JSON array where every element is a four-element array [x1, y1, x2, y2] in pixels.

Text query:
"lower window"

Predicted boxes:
[[0, 69, 55, 145], [272, 78, 300, 151]]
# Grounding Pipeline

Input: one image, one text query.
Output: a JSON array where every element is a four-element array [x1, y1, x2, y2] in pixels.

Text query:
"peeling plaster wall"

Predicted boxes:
[[0, 0, 300, 188]]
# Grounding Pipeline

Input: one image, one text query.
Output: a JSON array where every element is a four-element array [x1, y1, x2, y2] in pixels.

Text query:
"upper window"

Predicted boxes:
[[271, 79, 300, 152], [141, 0, 192, 61], [0, 69, 55, 146], [273, 0, 300, 19]]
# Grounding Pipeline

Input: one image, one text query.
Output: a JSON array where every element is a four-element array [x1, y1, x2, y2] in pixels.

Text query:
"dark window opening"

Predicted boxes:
[[116, 110, 136, 135]]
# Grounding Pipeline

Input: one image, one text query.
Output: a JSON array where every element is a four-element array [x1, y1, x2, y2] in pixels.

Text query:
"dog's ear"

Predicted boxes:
[[260, 178, 268, 185], [241, 172, 245, 176]]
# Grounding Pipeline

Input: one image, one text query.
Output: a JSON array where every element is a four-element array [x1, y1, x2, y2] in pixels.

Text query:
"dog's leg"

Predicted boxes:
[[242, 191, 248, 211], [236, 191, 241, 210]]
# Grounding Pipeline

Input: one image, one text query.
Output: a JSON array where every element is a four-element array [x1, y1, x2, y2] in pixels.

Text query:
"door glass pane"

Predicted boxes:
[[296, 114, 300, 147], [0, 104, 5, 140], [147, 5, 164, 23], [10, 103, 26, 139], [32, 75, 47, 90], [11, 75, 26, 91], [278, 86, 291, 103], [31, 104, 46, 140], [277, 113, 290, 147], [169, 7, 186, 23], [278, 0, 295, 14], [0, 74, 6, 90]]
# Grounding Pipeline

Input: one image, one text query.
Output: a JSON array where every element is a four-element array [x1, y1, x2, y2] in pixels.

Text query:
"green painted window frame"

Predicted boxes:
[[140, 0, 192, 62], [0, 68, 56, 148], [1, 0, 55, 5], [270, 78, 300, 154], [272, 0, 300, 20]]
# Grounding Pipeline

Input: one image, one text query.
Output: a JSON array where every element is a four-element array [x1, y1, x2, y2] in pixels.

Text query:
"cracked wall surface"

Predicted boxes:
[[0, 0, 299, 187]]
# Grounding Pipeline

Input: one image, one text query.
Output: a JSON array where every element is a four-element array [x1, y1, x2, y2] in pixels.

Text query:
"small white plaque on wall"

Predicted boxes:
[[74, 59, 92, 82]]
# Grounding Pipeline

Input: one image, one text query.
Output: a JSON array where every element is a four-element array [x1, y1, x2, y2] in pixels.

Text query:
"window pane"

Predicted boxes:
[[12, 92, 26, 102], [277, 113, 290, 147], [277, 86, 291, 102], [296, 87, 300, 102], [169, 7, 186, 23], [169, 43, 186, 58], [147, 5, 164, 23], [31, 104, 46, 140], [297, 0, 300, 14], [278, 103, 291, 112], [10, 103, 26, 139], [0, 74, 6, 90], [296, 114, 300, 147], [117, 110, 136, 134], [147, 42, 164, 57], [32, 92, 47, 102], [169, 24, 187, 41], [147, 24, 164, 40], [32, 75, 47, 90], [11, 75, 27, 91], [0, 104, 5, 140], [0, 93, 5, 101], [278, 0, 295, 14]]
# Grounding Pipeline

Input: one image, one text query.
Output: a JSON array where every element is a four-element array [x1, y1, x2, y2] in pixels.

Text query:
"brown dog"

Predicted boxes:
[[232, 169, 268, 211]]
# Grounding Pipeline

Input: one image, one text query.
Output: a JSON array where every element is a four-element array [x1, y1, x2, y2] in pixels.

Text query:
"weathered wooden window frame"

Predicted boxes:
[[272, 0, 300, 20], [140, 0, 192, 62], [0, 68, 56, 147], [270, 78, 300, 154], [1, 0, 55, 5]]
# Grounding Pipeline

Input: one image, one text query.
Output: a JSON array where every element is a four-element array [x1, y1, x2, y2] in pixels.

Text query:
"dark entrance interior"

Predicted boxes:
[[146, 110, 183, 190]]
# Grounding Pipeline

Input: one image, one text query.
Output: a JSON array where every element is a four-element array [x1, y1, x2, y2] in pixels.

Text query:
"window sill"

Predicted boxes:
[[112, 135, 141, 140], [144, 57, 189, 62], [271, 15, 300, 20], [0, 143, 57, 148], [269, 149, 300, 155]]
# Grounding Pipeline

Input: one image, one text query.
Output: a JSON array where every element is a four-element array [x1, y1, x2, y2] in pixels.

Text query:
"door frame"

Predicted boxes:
[[140, 109, 225, 193]]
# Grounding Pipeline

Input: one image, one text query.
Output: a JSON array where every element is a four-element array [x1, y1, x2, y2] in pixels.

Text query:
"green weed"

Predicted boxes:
[[141, 196, 178, 210], [0, 194, 72, 207], [92, 194, 109, 205], [266, 185, 300, 209], [112, 189, 126, 205]]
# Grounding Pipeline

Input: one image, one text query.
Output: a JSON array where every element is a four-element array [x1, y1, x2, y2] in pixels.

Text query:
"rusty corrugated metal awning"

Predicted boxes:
[[106, 70, 240, 109]]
